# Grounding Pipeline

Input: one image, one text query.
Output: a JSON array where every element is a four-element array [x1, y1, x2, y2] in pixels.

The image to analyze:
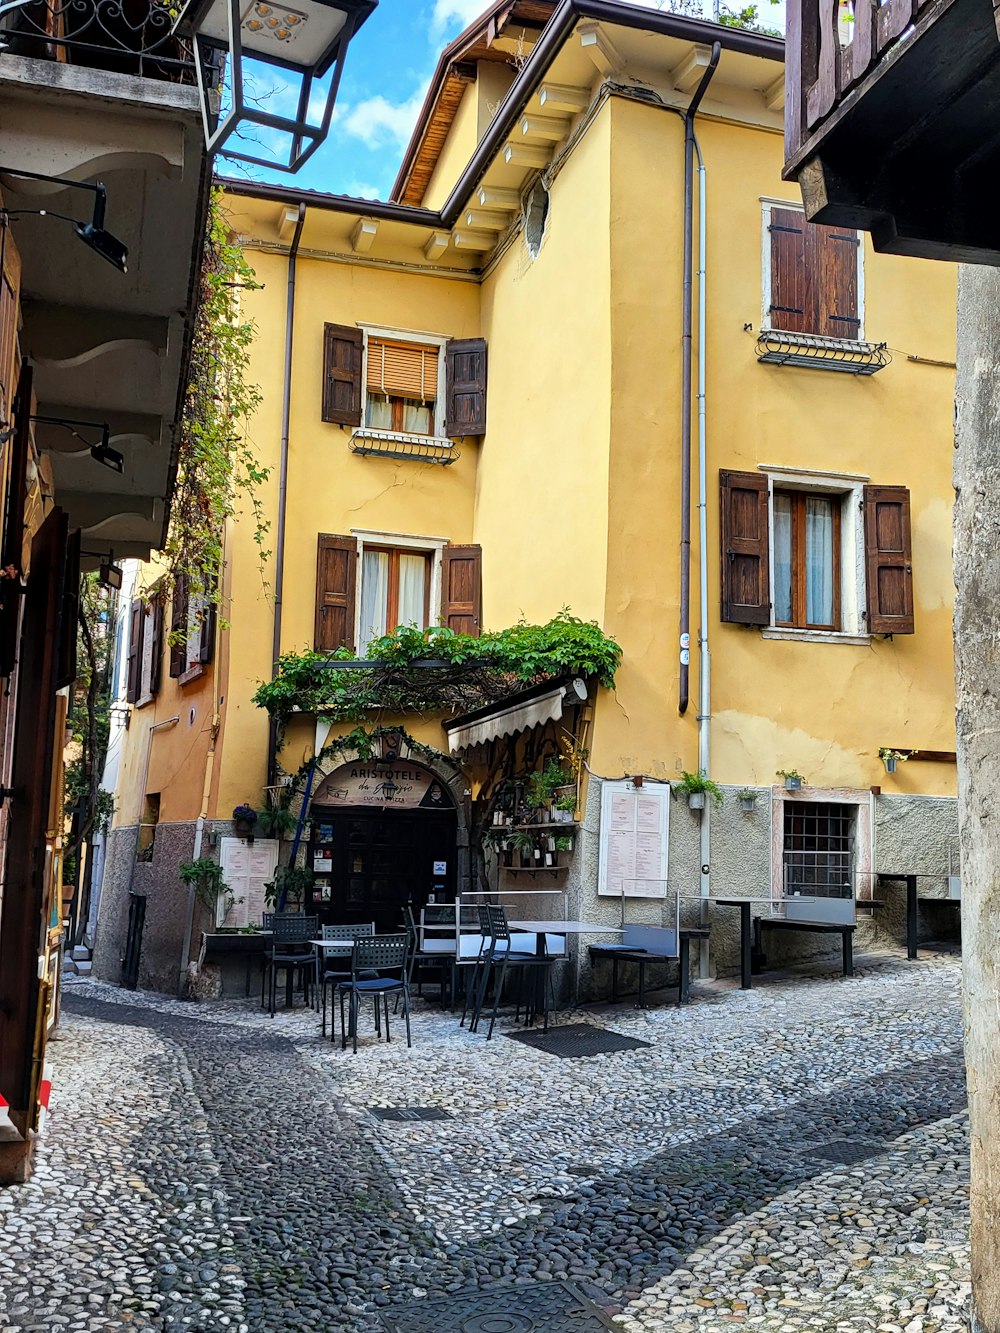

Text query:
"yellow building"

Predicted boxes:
[[97, 0, 959, 994]]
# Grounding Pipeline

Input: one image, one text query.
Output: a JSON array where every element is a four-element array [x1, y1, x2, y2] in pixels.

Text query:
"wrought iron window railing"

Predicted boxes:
[[0, 0, 219, 85]]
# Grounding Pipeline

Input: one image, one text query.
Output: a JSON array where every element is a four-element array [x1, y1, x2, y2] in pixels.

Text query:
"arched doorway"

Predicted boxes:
[[307, 757, 458, 930]]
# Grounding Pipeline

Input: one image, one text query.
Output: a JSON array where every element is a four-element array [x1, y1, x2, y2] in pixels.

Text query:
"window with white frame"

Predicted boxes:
[[362, 330, 446, 438], [358, 545, 433, 653]]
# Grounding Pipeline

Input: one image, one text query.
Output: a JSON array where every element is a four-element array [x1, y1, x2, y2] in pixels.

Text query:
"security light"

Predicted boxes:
[[173, 0, 376, 172], [99, 560, 124, 591], [31, 416, 125, 474], [0, 167, 128, 273]]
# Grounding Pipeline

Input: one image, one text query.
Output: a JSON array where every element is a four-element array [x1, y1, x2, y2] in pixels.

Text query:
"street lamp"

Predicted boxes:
[[173, 0, 377, 173]]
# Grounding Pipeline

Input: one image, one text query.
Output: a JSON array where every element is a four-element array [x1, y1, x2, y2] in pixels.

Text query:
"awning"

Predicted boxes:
[[444, 684, 568, 755]]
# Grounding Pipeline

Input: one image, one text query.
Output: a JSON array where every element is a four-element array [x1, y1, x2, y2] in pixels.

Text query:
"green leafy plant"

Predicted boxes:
[[264, 864, 314, 909], [674, 770, 724, 809], [252, 611, 621, 733], [776, 769, 804, 782], [878, 748, 911, 765], [554, 793, 577, 812], [160, 189, 270, 618], [256, 805, 296, 838], [179, 857, 239, 922], [554, 835, 573, 853], [526, 758, 574, 811]]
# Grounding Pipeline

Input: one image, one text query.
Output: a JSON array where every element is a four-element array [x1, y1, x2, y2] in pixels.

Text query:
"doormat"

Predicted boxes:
[[379, 1279, 618, 1332], [370, 1106, 455, 1122], [505, 1022, 651, 1058]]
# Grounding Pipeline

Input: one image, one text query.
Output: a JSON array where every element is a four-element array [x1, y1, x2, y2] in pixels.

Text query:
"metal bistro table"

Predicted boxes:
[[506, 920, 624, 1018], [877, 874, 962, 960]]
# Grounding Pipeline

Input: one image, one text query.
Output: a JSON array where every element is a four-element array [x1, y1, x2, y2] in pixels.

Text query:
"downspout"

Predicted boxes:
[[695, 135, 712, 977], [267, 201, 307, 788], [678, 43, 720, 716]]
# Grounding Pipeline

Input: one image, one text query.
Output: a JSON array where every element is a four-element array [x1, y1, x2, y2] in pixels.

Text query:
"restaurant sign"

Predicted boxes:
[[312, 760, 451, 810]]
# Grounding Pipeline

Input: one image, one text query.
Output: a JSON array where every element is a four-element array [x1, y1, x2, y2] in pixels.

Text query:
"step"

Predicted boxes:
[[71, 946, 91, 962]]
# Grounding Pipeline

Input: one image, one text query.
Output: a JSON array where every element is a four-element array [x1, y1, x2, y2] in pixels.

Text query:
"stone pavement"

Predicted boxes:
[[0, 947, 970, 1333]]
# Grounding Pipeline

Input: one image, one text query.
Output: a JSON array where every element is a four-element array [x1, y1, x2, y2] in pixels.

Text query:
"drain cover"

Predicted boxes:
[[808, 1139, 884, 1164], [506, 1022, 651, 1058], [380, 1280, 618, 1332], [370, 1107, 454, 1122]]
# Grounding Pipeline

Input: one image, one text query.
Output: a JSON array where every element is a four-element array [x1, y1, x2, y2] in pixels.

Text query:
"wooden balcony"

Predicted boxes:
[[783, 0, 1000, 264]]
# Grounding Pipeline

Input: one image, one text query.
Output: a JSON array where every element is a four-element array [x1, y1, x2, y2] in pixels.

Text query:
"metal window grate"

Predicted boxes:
[[783, 802, 854, 900]]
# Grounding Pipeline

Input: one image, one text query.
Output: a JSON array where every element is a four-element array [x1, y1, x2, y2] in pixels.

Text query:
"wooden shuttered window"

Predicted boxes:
[[720, 471, 770, 625], [126, 597, 143, 702], [149, 596, 164, 695], [864, 485, 914, 635], [445, 338, 487, 437], [55, 528, 81, 691], [366, 338, 439, 402], [197, 599, 217, 665], [169, 577, 187, 679], [441, 544, 482, 636], [322, 323, 363, 425], [315, 534, 358, 652], [768, 207, 861, 340]]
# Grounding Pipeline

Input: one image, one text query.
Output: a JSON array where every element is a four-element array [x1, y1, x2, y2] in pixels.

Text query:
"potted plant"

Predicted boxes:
[[736, 788, 758, 813], [552, 793, 577, 823], [486, 827, 515, 867], [256, 804, 296, 838], [555, 834, 574, 856], [232, 803, 258, 841], [878, 747, 910, 775], [264, 863, 314, 911], [509, 830, 536, 868], [673, 770, 724, 811], [777, 769, 804, 791], [526, 758, 574, 820], [180, 857, 240, 927]]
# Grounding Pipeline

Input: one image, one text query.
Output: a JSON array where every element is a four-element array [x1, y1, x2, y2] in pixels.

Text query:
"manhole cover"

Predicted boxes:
[[370, 1107, 454, 1122], [807, 1139, 884, 1164], [380, 1280, 618, 1332], [506, 1022, 651, 1058]]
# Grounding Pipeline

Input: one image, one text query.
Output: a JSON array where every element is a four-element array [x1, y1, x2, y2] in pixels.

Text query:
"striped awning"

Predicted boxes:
[[445, 685, 568, 755]]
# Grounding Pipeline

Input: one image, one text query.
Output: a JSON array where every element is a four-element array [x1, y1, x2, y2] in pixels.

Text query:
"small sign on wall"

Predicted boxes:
[[598, 781, 670, 898], [433, 861, 447, 875]]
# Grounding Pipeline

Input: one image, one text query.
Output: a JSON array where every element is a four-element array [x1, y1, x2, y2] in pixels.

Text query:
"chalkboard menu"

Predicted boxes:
[[597, 781, 670, 898]]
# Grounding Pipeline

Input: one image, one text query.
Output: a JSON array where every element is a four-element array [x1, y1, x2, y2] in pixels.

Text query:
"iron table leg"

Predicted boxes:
[[907, 875, 918, 960], [843, 929, 854, 977], [679, 935, 691, 1006], [741, 903, 753, 989]]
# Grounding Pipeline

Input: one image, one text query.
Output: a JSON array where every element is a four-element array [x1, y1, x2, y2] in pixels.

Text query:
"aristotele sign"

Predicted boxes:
[[312, 761, 451, 810]]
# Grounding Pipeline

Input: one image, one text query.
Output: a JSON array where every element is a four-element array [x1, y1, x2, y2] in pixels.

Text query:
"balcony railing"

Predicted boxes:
[[786, 0, 944, 168], [1, 0, 217, 84]]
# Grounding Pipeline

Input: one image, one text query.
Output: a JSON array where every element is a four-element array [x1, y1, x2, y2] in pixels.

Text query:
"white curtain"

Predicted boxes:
[[806, 497, 835, 625], [366, 393, 393, 430], [398, 553, 427, 627], [402, 399, 433, 435], [773, 493, 793, 623], [360, 550, 389, 652]]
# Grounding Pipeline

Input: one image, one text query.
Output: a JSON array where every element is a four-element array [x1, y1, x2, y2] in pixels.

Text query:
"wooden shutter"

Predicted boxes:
[[0, 361, 31, 675], [768, 208, 809, 334], [366, 338, 439, 403], [315, 534, 358, 652], [148, 596, 164, 696], [441, 544, 482, 636], [864, 485, 914, 635], [817, 228, 861, 339], [720, 471, 770, 626], [444, 338, 487, 437], [168, 576, 187, 679], [55, 527, 81, 690], [198, 599, 217, 665], [322, 323, 363, 425], [125, 597, 143, 702]]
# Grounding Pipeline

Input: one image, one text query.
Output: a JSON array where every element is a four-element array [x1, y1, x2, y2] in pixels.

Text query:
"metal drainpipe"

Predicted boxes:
[[678, 43, 720, 716], [695, 136, 713, 977], [267, 201, 307, 788]]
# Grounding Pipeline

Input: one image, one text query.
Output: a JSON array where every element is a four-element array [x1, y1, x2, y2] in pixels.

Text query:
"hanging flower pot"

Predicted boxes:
[[777, 771, 803, 791], [883, 756, 897, 774], [688, 791, 706, 811], [233, 804, 258, 841], [737, 789, 757, 813]]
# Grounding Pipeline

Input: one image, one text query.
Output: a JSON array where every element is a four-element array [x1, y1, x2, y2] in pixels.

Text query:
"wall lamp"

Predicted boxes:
[[172, 0, 376, 173], [82, 548, 125, 589], [32, 416, 126, 474], [0, 166, 128, 272]]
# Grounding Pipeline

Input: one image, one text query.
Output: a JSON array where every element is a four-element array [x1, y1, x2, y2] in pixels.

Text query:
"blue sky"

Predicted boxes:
[[227, 0, 785, 200]]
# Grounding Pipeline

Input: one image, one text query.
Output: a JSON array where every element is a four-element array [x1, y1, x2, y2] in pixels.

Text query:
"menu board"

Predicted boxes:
[[598, 781, 669, 898]]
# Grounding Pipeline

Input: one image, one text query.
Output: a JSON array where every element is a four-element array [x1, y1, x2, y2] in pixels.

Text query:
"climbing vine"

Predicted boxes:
[[252, 611, 622, 734], [160, 188, 269, 609]]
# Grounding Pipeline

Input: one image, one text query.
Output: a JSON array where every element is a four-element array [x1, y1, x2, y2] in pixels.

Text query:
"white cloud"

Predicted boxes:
[[338, 89, 427, 150], [343, 180, 383, 201], [431, 0, 490, 31]]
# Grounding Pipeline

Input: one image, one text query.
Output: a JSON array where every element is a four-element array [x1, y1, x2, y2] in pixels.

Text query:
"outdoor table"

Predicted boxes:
[[711, 897, 880, 988], [877, 874, 961, 959], [507, 921, 624, 1020]]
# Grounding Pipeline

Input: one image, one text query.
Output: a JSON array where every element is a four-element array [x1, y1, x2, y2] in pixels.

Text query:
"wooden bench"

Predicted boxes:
[[753, 915, 856, 979], [589, 924, 709, 1006]]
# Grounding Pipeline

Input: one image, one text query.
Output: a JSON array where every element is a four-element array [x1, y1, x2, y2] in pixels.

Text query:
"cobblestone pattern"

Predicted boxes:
[[0, 948, 970, 1333]]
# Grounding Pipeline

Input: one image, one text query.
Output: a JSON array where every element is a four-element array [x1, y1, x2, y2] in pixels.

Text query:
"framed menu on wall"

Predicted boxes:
[[597, 780, 670, 898]]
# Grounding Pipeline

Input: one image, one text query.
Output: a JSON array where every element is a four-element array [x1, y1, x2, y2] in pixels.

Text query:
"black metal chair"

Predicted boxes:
[[336, 934, 411, 1053], [404, 903, 453, 1004], [319, 922, 374, 1038], [262, 913, 317, 1017], [471, 904, 555, 1040], [460, 904, 494, 1028]]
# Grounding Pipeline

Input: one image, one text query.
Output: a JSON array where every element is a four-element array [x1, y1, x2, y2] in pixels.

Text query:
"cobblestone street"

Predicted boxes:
[[0, 948, 970, 1333]]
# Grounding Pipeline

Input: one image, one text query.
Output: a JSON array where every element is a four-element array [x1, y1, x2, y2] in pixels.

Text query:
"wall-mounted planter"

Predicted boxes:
[[737, 793, 757, 813], [883, 756, 898, 774], [688, 792, 706, 810], [783, 776, 802, 791]]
